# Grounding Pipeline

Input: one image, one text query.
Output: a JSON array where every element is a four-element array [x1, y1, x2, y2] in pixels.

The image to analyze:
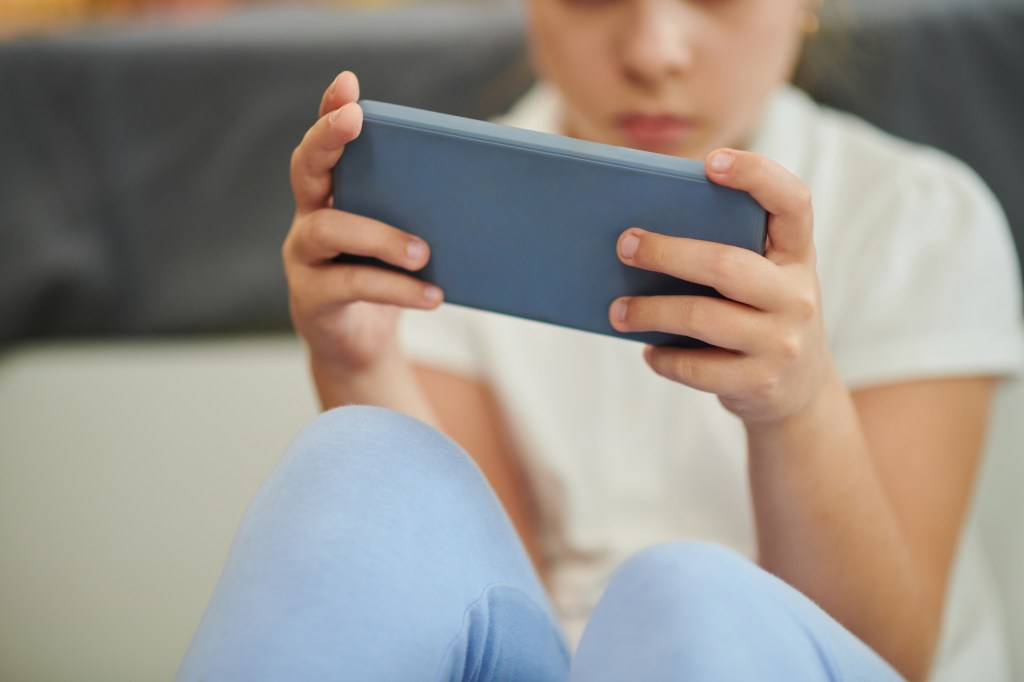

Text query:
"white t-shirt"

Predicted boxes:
[[397, 82, 1024, 680]]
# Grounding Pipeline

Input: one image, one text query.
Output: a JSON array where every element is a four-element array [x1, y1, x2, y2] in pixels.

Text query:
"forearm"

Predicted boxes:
[[746, 362, 938, 682], [310, 340, 442, 431]]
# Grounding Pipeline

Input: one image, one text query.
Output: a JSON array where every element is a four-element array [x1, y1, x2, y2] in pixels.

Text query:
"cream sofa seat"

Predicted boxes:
[[0, 336, 318, 681]]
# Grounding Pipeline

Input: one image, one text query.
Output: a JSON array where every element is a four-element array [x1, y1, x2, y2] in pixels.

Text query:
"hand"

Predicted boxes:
[[608, 149, 833, 425], [283, 71, 444, 375]]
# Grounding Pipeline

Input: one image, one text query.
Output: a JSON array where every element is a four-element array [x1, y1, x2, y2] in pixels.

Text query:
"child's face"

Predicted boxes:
[[525, 0, 808, 159]]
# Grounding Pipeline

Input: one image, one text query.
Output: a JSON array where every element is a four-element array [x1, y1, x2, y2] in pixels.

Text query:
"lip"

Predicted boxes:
[[615, 112, 694, 152]]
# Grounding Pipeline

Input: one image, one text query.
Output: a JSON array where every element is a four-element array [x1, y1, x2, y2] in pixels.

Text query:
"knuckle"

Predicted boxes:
[[281, 232, 295, 263], [776, 333, 802, 362], [672, 353, 702, 385], [302, 142, 323, 177], [291, 136, 323, 185], [338, 265, 365, 294], [289, 145, 305, 182], [307, 211, 332, 250], [707, 247, 740, 283], [752, 368, 782, 402], [792, 290, 818, 320], [318, 121, 339, 154], [679, 299, 704, 333], [284, 213, 317, 262], [751, 153, 768, 176]]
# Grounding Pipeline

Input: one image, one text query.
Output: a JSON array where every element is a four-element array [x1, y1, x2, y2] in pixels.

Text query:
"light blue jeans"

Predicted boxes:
[[177, 405, 904, 681]]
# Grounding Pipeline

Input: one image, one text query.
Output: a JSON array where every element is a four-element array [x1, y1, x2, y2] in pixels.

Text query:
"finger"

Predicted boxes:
[[609, 295, 766, 353], [642, 344, 752, 396], [296, 264, 444, 314], [616, 228, 786, 311], [704, 149, 814, 262], [290, 101, 363, 214], [318, 70, 360, 119], [288, 208, 430, 270]]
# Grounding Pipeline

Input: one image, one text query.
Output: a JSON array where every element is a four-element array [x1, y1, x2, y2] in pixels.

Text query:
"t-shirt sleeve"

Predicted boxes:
[[397, 302, 487, 379], [828, 149, 1024, 389]]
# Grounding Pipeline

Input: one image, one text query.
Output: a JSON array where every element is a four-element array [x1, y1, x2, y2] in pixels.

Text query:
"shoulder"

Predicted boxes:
[[763, 86, 1017, 286], [761, 86, 1007, 245], [762, 87, 1023, 385]]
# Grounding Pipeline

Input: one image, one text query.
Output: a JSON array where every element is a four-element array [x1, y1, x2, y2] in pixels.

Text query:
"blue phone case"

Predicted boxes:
[[334, 100, 767, 347]]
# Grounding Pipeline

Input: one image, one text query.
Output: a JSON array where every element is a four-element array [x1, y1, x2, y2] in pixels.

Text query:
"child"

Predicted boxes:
[[179, 1, 1023, 680]]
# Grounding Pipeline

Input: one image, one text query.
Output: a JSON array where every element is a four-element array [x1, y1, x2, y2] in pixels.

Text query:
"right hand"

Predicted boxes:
[[283, 71, 444, 375]]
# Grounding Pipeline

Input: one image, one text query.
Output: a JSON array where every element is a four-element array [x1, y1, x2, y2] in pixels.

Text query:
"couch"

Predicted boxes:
[[1, 2, 1022, 680]]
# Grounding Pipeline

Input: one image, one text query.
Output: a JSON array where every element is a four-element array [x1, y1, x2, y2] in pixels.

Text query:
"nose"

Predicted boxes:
[[618, 0, 695, 87]]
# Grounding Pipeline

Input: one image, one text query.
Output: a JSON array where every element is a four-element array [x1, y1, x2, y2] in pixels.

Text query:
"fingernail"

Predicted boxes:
[[328, 74, 339, 95], [612, 298, 629, 323], [329, 106, 341, 124], [424, 285, 443, 302], [709, 151, 734, 173], [407, 239, 427, 261], [620, 233, 639, 259]]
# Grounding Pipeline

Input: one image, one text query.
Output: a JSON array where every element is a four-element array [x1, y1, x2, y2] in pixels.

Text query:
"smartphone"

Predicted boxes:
[[333, 100, 767, 348]]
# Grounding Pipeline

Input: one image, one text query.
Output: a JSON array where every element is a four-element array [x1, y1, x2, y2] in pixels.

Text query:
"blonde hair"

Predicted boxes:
[[792, 0, 863, 92]]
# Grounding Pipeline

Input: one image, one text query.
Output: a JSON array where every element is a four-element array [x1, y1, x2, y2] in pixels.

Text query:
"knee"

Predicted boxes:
[[261, 405, 492, 525], [572, 542, 832, 680], [605, 541, 830, 649], [300, 404, 447, 453], [287, 405, 479, 487], [240, 405, 524, 590], [615, 540, 761, 601], [602, 541, 772, 627]]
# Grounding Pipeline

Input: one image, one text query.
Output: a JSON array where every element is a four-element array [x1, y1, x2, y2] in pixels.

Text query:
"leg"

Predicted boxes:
[[176, 405, 569, 682], [569, 541, 904, 682]]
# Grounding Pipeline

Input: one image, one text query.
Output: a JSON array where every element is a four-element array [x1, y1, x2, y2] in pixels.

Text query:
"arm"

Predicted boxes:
[[311, 345, 442, 430], [609, 149, 992, 681], [746, 372, 993, 682]]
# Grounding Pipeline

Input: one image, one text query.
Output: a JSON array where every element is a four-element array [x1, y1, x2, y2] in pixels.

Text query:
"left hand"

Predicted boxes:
[[609, 149, 833, 426]]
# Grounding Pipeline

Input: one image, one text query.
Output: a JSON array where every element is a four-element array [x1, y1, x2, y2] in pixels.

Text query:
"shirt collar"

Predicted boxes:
[[495, 80, 811, 177]]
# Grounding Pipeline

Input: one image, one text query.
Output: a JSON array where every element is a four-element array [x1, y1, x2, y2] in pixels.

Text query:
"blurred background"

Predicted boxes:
[[0, 0, 1022, 680], [0, 0, 416, 37]]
